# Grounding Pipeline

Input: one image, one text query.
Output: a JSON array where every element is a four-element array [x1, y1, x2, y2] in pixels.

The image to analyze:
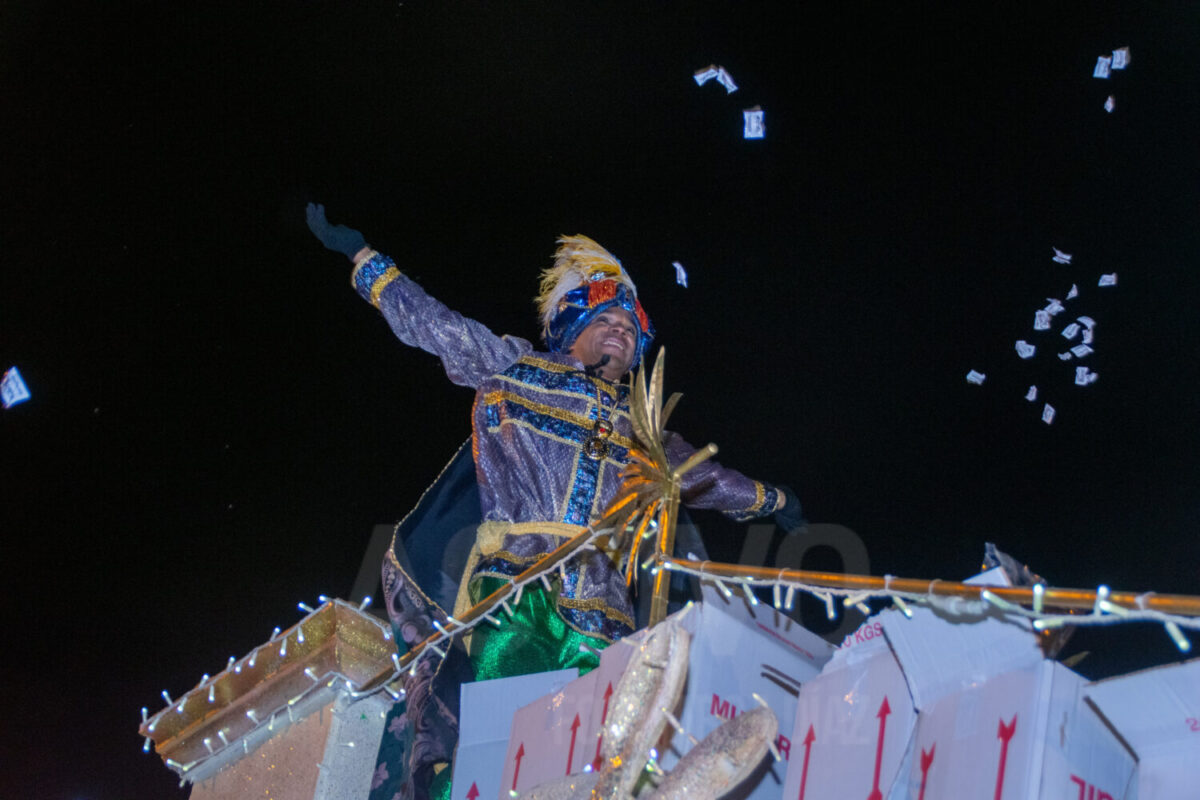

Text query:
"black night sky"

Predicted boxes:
[[2, 2, 1198, 797]]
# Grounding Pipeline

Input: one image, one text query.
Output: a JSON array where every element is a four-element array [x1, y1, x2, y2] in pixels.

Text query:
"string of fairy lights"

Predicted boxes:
[[653, 556, 1199, 651], [142, 527, 1199, 780], [141, 525, 614, 779]]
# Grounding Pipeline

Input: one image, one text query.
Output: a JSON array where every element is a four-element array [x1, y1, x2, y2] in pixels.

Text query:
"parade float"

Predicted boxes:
[[140, 354, 1200, 799]]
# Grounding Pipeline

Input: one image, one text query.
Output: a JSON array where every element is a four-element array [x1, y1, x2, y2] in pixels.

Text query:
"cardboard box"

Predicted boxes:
[[449, 669, 577, 800], [1086, 658, 1200, 799], [659, 592, 834, 800], [782, 616, 916, 800], [902, 661, 1136, 799], [498, 645, 633, 795]]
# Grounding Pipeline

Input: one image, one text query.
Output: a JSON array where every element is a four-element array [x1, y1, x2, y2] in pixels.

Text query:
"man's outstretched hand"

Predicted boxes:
[[306, 202, 366, 259], [774, 485, 805, 533]]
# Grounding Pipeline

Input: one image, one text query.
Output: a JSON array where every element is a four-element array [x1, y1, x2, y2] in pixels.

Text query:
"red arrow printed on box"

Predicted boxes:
[[512, 743, 525, 791], [593, 682, 613, 771], [866, 696, 892, 800], [918, 744, 935, 800], [465, 783, 480, 800], [797, 724, 815, 800], [567, 713, 581, 775], [994, 715, 1018, 800]]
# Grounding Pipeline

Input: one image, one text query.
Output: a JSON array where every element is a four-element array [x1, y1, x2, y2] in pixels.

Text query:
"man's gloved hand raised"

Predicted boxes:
[[306, 202, 366, 260], [774, 485, 805, 533]]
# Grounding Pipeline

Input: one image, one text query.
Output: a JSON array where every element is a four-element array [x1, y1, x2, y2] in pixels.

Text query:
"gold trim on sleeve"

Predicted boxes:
[[369, 267, 403, 308]]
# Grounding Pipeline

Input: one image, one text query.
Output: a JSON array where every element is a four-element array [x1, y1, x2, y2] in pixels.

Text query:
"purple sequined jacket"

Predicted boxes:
[[354, 251, 779, 640]]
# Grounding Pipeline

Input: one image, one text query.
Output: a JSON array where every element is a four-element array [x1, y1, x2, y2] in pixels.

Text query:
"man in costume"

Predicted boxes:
[[307, 204, 802, 799]]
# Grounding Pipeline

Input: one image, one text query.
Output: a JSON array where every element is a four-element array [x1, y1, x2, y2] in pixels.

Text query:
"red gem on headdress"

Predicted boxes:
[[588, 279, 618, 307], [634, 301, 650, 333]]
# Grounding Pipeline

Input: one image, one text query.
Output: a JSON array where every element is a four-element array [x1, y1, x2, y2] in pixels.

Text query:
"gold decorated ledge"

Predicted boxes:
[[140, 599, 396, 776]]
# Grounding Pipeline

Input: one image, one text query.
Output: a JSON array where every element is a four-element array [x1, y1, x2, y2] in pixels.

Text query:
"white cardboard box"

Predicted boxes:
[[781, 566, 1045, 800], [1086, 658, 1200, 800], [782, 618, 917, 800], [663, 593, 834, 800], [450, 669, 577, 800], [903, 660, 1137, 799], [498, 645, 633, 796]]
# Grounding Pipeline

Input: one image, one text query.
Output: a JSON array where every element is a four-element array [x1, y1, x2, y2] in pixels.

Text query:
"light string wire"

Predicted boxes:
[[142, 597, 402, 779], [656, 555, 1200, 644], [142, 524, 615, 779]]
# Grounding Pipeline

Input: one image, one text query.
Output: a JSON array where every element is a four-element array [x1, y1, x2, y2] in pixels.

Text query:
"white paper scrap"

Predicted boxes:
[[1044, 298, 1065, 316], [1082, 327, 1094, 344], [1094, 56, 1112, 79], [1077, 315, 1096, 329], [1025, 385, 1038, 402], [1066, 283, 1079, 299], [1058, 352, 1073, 361], [1105, 95, 1116, 113], [1099, 273, 1117, 286], [742, 106, 764, 139], [1112, 47, 1131, 69], [1034, 310, 1051, 331], [1, 366, 30, 409], [1061, 322, 1081, 340], [693, 65, 719, 86], [672, 261, 688, 288], [1015, 340, 1036, 359], [1070, 343, 1094, 358], [1042, 403, 1056, 424], [1075, 366, 1099, 386], [716, 67, 738, 94], [966, 369, 986, 385], [1052, 247, 1073, 264]]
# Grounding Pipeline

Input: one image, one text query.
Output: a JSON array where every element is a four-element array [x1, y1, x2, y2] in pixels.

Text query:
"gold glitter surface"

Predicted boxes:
[[141, 600, 393, 772], [188, 703, 331, 800]]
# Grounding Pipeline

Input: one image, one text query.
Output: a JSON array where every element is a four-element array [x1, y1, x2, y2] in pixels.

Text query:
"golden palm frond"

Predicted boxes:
[[593, 348, 717, 621]]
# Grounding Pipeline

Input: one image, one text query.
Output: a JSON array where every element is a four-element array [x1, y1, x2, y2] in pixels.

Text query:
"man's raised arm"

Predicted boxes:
[[307, 203, 530, 388]]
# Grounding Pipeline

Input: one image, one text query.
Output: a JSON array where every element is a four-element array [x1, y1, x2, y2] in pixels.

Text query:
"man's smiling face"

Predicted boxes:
[[568, 309, 638, 380]]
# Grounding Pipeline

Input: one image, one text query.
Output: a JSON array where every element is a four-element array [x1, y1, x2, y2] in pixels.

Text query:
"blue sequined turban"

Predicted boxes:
[[544, 279, 655, 365]]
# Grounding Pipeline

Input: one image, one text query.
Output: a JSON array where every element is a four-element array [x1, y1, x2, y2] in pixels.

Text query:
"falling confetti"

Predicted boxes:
[[1098, 273, 1117, 286], [1075, 366, 1099, 386], [1070, 344, 1094, 358], [1061, 322, 1081, 340], [1, 367, 30, 409], [715, 67, 738, 93], [1042, 404, 1056, 424], [693, 65, 737, 93], [1052, 248, 1073, 264], [1104, 95, 1116, 113], [1111, 47, 1131, 69], [1094, 56, 1112, 79], [1015, 340, 1036, 359], [1066, 283, 1079, 299], [672, 261, 688, 288], [693, 65, 719, 85], [742, 106, 765, 139], [1025, 386, 1038, 402], [966, 369, 987, 385], [1034, 310, 1052, 331]]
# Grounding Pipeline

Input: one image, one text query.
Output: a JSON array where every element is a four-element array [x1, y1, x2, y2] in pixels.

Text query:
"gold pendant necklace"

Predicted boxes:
[[583, 379, 614, 461]]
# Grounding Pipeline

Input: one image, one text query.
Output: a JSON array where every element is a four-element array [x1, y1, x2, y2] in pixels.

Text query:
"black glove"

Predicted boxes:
[[773, 485, 805, 533], [306, 202, 366, 259]]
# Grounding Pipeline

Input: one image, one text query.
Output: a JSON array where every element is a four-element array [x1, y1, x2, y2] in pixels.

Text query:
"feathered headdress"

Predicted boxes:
[[535, 234, 654, 364]]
